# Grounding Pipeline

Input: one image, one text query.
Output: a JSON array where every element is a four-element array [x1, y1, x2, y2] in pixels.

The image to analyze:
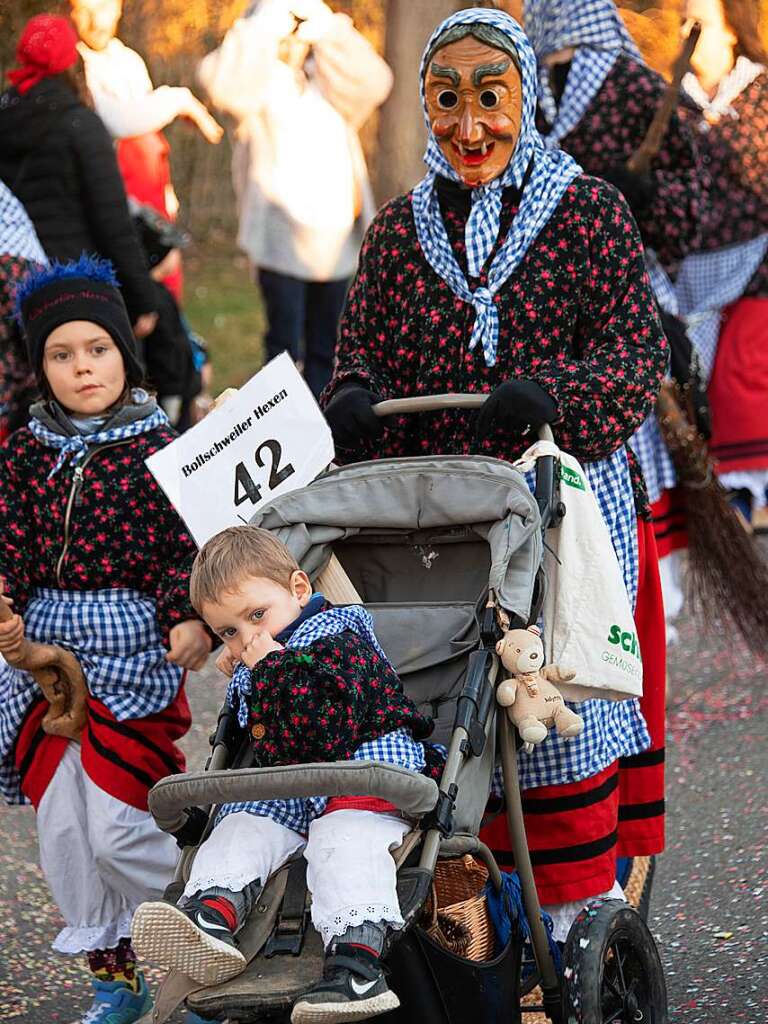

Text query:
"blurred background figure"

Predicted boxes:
[[70, 0, 223, 301], [0, 182, 46, 442], [680, 0, 768, 532], [0, 14, 157, 338], [198, 0, 392, 399], [518, 0, 706, 644]]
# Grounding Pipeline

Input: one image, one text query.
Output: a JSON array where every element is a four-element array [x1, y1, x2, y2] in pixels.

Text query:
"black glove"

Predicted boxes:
[[475, 380, 558, 440], [323, 385, 385, 449], [660, 309, 693, 387], [658, 309, 712, 440], [601, 164, 655, 218]]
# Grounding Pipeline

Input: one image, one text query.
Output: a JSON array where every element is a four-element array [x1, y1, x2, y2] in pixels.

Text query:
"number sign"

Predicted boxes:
[[146, 354, 335, 547]]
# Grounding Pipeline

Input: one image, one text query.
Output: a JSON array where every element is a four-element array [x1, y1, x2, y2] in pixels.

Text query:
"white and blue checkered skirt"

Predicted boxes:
[[214, 728, 427, 835], [0, 587, 183, 804]]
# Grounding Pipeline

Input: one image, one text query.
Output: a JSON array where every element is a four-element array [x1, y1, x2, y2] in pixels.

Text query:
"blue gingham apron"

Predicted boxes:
[[0, 587, 183, 804]]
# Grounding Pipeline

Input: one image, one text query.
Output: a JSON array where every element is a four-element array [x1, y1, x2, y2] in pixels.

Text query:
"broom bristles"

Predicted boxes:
[[656, 383, 768, 655]]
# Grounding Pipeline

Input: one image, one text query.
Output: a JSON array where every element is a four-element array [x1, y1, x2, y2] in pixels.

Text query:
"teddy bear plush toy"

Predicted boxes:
[[495, 625, 584, 752]]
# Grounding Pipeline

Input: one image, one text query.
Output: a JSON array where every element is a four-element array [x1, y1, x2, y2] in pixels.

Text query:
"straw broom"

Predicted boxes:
[[624, 27, 768, 651], [0, 592, 88, 739], [656, 384, 768, 652]]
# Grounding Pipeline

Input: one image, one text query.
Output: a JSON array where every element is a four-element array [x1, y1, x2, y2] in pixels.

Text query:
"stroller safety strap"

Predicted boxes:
[[149, 761, 439, 834]]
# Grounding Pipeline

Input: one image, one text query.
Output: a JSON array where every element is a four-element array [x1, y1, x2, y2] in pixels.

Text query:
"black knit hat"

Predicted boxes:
[[14, 254, 145, 386]]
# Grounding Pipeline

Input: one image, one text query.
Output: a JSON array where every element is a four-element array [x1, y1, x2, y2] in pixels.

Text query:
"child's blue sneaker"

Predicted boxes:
[[75, 974, 152, 1024]]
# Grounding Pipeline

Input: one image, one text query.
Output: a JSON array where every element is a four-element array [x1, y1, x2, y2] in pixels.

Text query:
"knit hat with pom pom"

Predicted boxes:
[[14, 254, 145, 386]]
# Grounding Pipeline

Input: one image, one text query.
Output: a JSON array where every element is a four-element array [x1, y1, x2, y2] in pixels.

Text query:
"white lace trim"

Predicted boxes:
[[182, 873, 261, 900], [52, 910, 135, 954], [314, 902, 404, 947]]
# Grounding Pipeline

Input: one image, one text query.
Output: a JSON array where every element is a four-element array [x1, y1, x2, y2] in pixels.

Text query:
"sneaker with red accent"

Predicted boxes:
[[131, 898, 246, 986]]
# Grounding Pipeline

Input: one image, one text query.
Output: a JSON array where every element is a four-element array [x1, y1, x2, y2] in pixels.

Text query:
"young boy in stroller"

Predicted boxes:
[[133, 525, 445, 1023]]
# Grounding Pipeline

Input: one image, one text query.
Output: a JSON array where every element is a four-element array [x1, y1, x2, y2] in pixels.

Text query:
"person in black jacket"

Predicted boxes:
[[0, 14, 156, 337]]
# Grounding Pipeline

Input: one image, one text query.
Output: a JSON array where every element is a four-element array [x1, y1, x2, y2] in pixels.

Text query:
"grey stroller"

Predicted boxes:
[[146, 395, 667, 1024]]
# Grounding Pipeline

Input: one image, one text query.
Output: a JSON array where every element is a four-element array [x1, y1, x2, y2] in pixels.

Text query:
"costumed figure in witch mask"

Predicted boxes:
[[322, 7, 669, 943], [0, 256, 212, 1024]]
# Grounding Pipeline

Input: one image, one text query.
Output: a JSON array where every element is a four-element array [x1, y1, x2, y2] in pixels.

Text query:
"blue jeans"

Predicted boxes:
[[258, 269, 349, 399]]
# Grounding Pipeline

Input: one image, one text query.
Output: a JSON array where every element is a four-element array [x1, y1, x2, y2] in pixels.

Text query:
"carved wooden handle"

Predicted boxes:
[[0, 588, 88, 739], [627, 23, 701, 176]]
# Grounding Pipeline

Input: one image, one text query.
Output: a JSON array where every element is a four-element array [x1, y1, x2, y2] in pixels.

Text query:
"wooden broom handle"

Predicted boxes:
[[626, 22, 701, 176]]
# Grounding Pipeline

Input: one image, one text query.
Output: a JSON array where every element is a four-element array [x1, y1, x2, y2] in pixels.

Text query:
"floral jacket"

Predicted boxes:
[[0, 424, 198, 643]]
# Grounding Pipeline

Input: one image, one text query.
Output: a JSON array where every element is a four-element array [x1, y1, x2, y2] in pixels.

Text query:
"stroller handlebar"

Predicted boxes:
[[370, 394, 560, 527], [371, 394, 555, 444]]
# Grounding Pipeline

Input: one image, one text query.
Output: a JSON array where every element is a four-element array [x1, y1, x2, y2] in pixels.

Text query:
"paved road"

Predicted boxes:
[[1, 583, 766, 1023]]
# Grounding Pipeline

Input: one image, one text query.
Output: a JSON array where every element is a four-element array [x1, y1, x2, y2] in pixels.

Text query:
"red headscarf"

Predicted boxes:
[[8, 15, 79, 96]]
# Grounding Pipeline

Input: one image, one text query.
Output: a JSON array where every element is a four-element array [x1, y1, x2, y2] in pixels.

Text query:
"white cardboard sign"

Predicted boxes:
[[146, 353, 335, 547]]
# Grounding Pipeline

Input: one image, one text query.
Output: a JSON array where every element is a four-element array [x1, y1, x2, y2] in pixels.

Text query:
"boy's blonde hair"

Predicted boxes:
[[190, 525, 300, 613]]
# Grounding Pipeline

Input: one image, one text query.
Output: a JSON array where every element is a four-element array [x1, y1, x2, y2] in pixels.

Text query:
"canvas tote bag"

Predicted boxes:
[[515, 442, 643, 702]]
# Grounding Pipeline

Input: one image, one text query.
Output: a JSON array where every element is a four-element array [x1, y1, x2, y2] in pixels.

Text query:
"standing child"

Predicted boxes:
[[0, 256, 212, 1024], [132, 525, 442, 1024]]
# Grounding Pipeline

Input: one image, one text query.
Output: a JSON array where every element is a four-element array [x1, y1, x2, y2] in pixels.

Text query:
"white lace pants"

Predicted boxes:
[[37, 742, 179, 954], [184, 809, 410, 948]]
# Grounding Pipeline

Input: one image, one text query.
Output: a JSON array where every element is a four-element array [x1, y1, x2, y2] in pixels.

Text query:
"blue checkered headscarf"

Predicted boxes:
[[412, 8, 581, 369], [524, 0, 642, 147], [0, 182, 46, 264]]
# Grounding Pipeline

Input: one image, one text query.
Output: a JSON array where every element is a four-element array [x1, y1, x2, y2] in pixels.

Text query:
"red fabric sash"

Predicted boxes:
[[650, 489, 688, 558], [14, 689, 190, 811]]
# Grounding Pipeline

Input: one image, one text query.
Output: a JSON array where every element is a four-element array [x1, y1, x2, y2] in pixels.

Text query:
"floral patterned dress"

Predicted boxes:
[[324, 173, 667, 512]]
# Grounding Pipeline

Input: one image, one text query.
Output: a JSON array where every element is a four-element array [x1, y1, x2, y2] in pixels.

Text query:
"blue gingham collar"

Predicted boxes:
[[524, 0, 642, 147], [275, 593, 327, 643], [28, 393, 169, 478], [412, 8, 581, 368]]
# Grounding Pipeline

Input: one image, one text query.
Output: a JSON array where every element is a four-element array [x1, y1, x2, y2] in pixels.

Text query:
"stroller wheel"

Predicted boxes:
[[561, 899, 667, 1024]]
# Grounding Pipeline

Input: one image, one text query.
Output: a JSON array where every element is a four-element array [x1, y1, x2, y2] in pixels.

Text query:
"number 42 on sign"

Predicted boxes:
[[145, 353, 335, 548]]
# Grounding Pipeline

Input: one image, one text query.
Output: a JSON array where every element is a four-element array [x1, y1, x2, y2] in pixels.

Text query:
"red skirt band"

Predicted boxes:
[[650, 489, 688, 559], [14, 689, 191, 812]]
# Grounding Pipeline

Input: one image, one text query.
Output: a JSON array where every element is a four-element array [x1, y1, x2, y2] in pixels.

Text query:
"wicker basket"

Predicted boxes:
[[423, 855, 495, 962]]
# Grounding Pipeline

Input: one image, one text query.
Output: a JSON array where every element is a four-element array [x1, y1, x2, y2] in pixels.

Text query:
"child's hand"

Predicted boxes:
[[0, 581, 25, 664], [166, 620, 212, 671], [241, 631, 283, 669], [215, 647, 238, 678], [0, 610, 25, 664]]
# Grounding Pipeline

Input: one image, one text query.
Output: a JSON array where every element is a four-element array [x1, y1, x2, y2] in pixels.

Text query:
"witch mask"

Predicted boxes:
[[424, 34, 523, 187]]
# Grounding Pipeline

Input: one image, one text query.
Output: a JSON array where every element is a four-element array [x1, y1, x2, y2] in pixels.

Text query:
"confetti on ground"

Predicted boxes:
[[2, 544, 768, 1022]]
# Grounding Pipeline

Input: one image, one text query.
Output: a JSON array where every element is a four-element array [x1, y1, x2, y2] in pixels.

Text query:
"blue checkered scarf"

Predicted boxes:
[[524, 0, 642, 147], [28, 405, 169, 478], [411, 9, 582, 369], [227, 603, 392, 728]]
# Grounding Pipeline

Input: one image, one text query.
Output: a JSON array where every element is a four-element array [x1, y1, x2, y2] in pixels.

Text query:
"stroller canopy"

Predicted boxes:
[[253, 456, 542, 745]]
